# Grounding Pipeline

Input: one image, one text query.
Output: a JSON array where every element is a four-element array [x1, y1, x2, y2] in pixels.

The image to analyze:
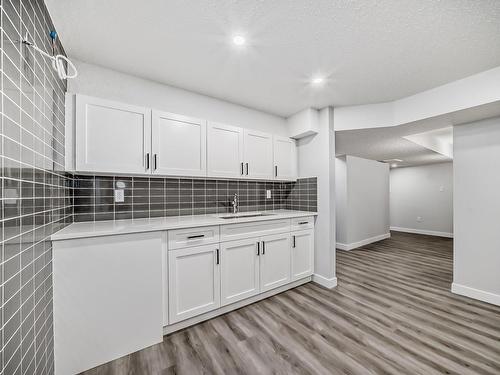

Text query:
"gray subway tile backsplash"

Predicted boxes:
[[1, 1, 72, 374], [73, 175, 317, 222]]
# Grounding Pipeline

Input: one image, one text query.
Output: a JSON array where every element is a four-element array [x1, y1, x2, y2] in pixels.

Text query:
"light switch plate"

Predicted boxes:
[[439, 186, 445, 192], [114, 189, 125, 203], [266, 190, 272, 199], [417, 216, 423, 222]]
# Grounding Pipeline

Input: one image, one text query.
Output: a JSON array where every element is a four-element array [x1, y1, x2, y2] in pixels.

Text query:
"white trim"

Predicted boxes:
[[390, 226, 453, 238], [163, 277, 311, 335], [336, 233, 391, 251], [312, 274, 338, 289], [451, 283, 500, 306]]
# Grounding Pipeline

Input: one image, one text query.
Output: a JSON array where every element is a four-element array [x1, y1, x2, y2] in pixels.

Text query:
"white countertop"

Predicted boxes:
[[51, 210, 317, 241]]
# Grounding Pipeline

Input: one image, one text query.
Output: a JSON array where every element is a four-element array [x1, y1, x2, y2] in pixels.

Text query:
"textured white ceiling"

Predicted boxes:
[[46, 0, 500, 117], [336, 123, 453, 168]]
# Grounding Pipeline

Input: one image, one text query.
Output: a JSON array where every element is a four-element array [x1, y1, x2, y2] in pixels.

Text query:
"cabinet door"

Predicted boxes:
[[243, 129, 273, 179], [207, 122, 244, 178], [152, 110, 206, 177], [75, 94, 151, 174], [273, 136, 297, 181], [291, 230, 314, 281], [220, 239, 260, 306], [168, 245, 220, 323], [260, 233, 291, 292]]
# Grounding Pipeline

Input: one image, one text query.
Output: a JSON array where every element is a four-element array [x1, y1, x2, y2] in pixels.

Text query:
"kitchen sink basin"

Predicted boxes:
[[218, 212, 275, 219]]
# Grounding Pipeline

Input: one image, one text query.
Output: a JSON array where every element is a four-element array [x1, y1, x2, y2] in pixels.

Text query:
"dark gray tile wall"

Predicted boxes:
[[73, 176, 317, 222], [1, 1, 72, 375]]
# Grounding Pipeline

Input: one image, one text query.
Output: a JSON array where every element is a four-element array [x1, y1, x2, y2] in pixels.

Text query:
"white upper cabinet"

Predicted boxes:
[[243, 129, 274, 180], [75, 94, 151, 174], [207, 122, 244, 178], [152, 111, 206, 177], [70, 94, 297, 180], [273, 136, 297, 181], [259, 233, 291, 292]]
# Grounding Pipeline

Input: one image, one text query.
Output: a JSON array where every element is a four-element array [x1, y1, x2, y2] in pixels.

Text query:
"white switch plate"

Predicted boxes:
[[266, 190, 272, 199], [439, 186, 445, 192], [114, 189, 125, 203], [417, 216, 423, 222]]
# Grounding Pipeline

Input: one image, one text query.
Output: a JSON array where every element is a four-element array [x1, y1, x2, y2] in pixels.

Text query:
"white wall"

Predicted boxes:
[[336, 155, 390, 249], [452, 117, 500, 306], [296, 107, 337, 288], [68, 59, 287, 135], [334, 156, 347, 245], [286, 108, 319, 139], [334, 66, 500, 131], [390, 163, 453, 237]]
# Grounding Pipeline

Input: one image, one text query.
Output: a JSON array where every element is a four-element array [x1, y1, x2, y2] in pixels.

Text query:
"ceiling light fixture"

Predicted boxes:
[[311, 77, 325, 85], [232, 35, 246, 46], [391, 163, 398, 168]]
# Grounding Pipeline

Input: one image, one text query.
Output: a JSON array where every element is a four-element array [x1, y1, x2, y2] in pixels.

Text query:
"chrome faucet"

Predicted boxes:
[[231, 193, 239, 214]]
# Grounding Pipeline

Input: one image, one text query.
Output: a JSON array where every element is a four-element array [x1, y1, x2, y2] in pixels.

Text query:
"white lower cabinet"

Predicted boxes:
[[53, 232, 163, 375], [260, 233, 292, 292], [165, 218, 314, 326], [220, 238, 260, 306], [291, 229, 314, 281], [168, 244, 221, 324]]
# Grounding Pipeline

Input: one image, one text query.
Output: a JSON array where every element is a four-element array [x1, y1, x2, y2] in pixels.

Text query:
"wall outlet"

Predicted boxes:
[[417, 216, 423, 222], [266, 190, 272, 199], [114, 189, 125, 203]]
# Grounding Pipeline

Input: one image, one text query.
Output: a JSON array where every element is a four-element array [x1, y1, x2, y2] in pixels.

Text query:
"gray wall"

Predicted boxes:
[[1, 1, 73, 374], [336, 155, 390, 247], [390, 162, 453, 237], [453, 117, 500, 305]]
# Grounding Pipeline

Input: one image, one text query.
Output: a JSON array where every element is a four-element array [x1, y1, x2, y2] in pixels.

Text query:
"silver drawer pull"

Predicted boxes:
[[187, 234, 205, 239], [298, 221, 309, 225]]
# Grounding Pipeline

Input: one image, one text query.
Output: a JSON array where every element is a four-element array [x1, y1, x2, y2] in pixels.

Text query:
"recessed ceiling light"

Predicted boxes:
[[232, 35, 246, 46], [391, 163, 398, 168], [311, 77, 325, 85]]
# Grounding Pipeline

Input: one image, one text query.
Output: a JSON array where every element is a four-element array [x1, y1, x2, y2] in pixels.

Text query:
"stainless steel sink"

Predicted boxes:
[[218, 212, 275, 219]]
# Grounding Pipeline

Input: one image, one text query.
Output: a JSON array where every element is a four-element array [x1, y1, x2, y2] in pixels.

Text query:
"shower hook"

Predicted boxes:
[[21, 30, 78, 80]]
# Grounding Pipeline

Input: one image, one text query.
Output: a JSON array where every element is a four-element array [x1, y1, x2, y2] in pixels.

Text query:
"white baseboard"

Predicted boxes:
[[390, 226, 453, 238], [312, 274, 338, 289], [163, 277, 311, 334], [451, 283, 500, 306], [336, 233, 391, 251]]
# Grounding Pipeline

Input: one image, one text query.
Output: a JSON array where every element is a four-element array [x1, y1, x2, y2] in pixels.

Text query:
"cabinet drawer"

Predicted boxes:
[[221, 219, 290, 242], [291, 216, 314, 231], [168, 226, 220, 250]]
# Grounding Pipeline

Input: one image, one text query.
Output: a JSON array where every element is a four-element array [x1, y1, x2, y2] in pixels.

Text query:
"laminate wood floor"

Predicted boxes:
[[82, 232, 500, 375]]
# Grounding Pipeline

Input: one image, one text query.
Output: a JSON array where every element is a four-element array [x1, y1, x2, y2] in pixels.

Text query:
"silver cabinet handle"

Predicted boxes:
[[275, 165, 278, 177], [246, 162, 249, 175], [298, 221, 308, 225], [154, 154, 158, 170], [261, 241, 265, 255], [240, 162, 244, 175], [216, 249, 220, 265], [146, 153, 150, 170], [257, 242, 260, 256], [292, 235, 296, 248]]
